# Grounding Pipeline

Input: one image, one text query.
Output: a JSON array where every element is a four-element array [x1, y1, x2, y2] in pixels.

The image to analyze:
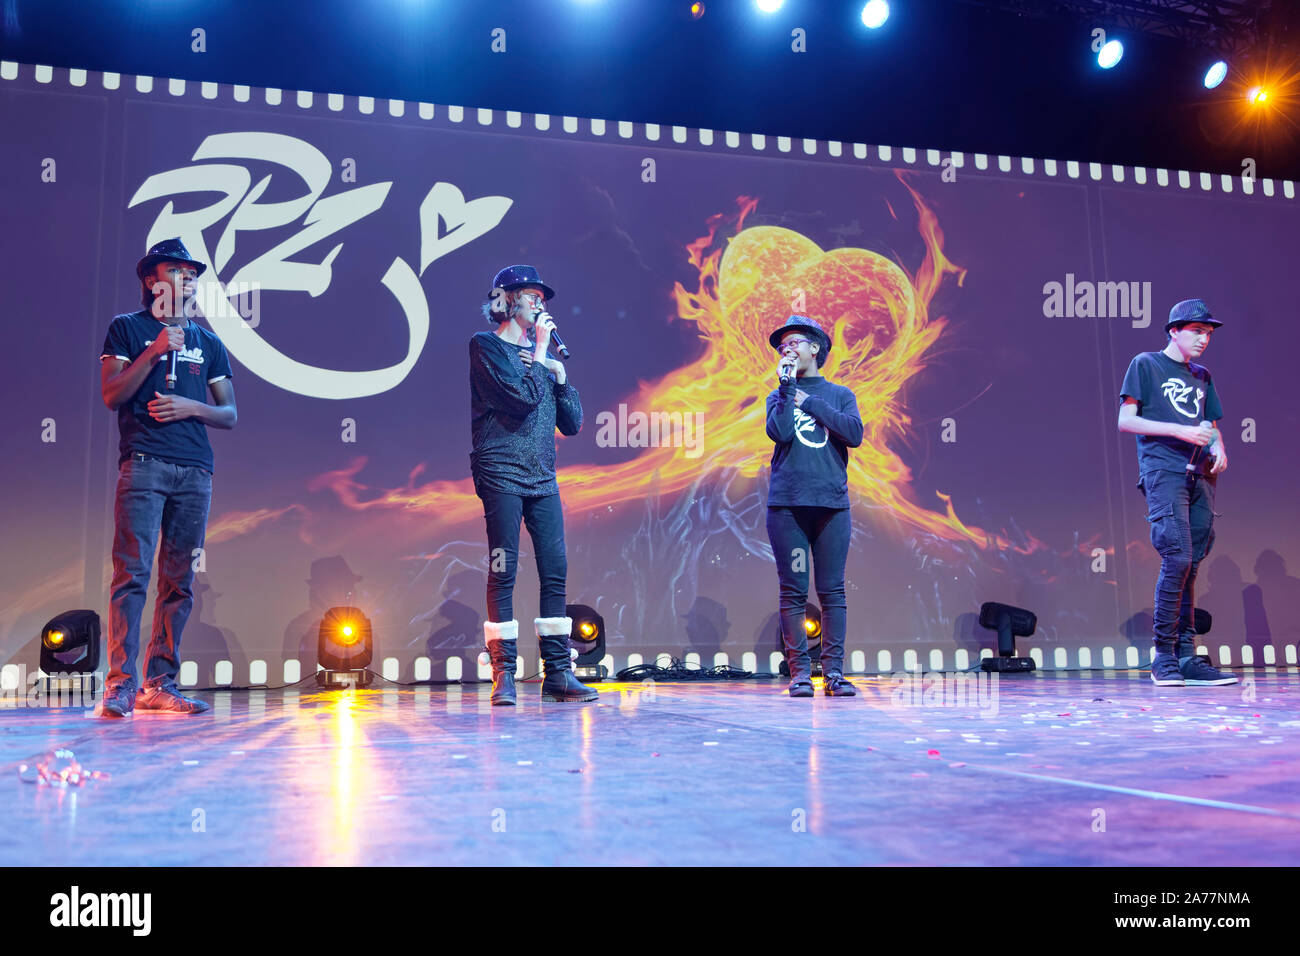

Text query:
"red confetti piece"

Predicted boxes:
[[927, 749, 940, 757]]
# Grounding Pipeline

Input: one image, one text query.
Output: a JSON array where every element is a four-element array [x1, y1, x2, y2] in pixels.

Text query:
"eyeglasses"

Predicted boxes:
[[518, 291, 546, 305], [780, 337, 813, 349]]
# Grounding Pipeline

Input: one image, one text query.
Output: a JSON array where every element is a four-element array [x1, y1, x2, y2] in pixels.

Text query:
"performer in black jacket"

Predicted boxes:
[[765, 315, 864, 698], [468, 265, 597, 705]]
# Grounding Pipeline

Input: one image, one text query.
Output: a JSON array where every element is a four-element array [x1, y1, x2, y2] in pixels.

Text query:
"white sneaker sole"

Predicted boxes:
[[1150, 673, 1185, 686]]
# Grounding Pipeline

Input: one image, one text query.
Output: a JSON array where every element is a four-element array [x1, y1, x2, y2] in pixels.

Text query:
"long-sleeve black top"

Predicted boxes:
[[469, 330, 582, 496], [765, 375, 863, 509]]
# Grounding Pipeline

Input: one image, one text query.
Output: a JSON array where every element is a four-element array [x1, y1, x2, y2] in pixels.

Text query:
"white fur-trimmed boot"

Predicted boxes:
[[484, 619, 518, 706], [536, 616, 598, 703]]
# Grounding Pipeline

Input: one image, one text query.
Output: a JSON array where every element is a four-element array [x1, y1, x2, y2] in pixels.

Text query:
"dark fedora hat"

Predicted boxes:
[[136, 237, 207, 282], [491, 264, 555, 301], [769, 315, 832, 366], [1165, 298, 1223, 333]]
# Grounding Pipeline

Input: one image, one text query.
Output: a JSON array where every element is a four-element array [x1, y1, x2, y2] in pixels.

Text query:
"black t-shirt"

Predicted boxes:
[[1119, 349, 1222, 477], [765, 375, 864, 509], [468, 330, 582, 496], [100, 310, 233, 472]]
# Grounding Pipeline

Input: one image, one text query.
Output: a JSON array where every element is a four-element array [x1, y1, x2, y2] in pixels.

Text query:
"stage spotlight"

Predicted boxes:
[[316, 606, 373, 688], [861, 0, 889, 29], [690, 2, 705, 19], [1204, 61, 1228, 89], [977, 601, 1037, 672], [1097, 39, 1123, 70], [756, 0, 783, 13], [566, 603, 607, 681], [777, 602, 823, 677], [37, 610, 101, 704], [1247, 86, 1269, 105], [39, 610, 100, 675]]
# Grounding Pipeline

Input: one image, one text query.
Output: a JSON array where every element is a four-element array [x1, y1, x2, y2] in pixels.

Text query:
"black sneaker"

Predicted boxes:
[[788, 679, 814, 698], [1180, 655, 1238, 686], [823, 673, 858, 697], [1150, 653, 1185, 686], [97, 684, 135, 718], [136, 683, 210, 714]]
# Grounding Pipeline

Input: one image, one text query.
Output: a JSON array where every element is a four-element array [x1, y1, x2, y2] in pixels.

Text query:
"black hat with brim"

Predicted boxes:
[[136, 237, 207, 281], [1165, 297, 1223, 333], [769, 314, 831, 356], [492, 264, 555, 301]]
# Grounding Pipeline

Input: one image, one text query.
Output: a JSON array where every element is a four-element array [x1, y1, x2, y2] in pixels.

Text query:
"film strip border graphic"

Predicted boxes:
[[2, 641, 1296, 692], [2, 60, 1297, 199]]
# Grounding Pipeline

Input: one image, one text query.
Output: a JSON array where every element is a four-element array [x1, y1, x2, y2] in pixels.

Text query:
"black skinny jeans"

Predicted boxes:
[[1141, 469, 1216, 655], [765, 505, 851, 678], [479, 489, 567, 623]]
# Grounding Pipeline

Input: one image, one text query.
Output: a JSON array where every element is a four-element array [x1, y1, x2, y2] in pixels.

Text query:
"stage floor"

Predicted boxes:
[[3, 670, 1298, 866]]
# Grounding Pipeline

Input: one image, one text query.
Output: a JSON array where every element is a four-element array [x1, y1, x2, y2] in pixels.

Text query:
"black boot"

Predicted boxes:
[[484, 619, 518, 706], [536, 616, 598, 703]]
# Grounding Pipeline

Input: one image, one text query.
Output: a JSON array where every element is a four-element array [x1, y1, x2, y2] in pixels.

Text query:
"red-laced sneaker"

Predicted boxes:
[[136, 684, 210, 714]]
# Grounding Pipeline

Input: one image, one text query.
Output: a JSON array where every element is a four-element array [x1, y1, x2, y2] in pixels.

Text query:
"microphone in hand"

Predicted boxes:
[[535, 311, 570, 360]]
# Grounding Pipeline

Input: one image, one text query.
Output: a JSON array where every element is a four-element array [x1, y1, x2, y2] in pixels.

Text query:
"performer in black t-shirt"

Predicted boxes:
[[1119, 298, 1235, 686], [97, 238, 238, 717], [469, 265, 597, 706], [764, 315, 864, 698]]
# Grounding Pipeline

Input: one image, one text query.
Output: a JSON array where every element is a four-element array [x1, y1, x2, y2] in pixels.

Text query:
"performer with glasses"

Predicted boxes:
[[764, 315, 864, 698], [467, 265, 598, 706]]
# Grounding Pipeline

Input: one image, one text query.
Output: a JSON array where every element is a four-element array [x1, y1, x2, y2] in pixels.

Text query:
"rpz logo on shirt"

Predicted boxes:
[[793, 408, 828, 448], [1160, 377, 1204, 420]]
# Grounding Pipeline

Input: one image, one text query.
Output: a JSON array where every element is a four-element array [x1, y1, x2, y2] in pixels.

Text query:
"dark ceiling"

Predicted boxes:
[[3, 0, 1299, 179]]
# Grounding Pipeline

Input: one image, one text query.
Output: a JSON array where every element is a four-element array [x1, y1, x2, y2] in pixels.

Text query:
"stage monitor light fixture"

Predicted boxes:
[[1098, 39, 1123, 70], [39, 610, 100, 675], [566, 603, 607, 681], [978, 601, 1037, 673], [317, 606, 374, 688], [1204, 61, 1228, 89], [861, 0, 889, 29]]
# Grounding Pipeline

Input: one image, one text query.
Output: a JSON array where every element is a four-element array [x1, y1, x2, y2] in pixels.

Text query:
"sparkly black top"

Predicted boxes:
[[469, 330, 583, 496]]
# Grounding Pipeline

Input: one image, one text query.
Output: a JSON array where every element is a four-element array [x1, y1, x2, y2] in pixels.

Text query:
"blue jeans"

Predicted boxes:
[[478, 490, 567, 622], [107, 455, 212, 691], [1140, 469, 1216, 654], [765, 506, 851, 677]]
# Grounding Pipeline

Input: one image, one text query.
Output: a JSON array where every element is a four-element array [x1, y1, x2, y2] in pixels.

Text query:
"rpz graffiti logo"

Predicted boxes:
[[128, 132, 512, 399], [1160, 377, 1204, 420], [793, 407, 827, 448]]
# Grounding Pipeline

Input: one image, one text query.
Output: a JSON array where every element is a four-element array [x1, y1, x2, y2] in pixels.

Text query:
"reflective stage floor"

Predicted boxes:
[[3, 670, 1298, 866]]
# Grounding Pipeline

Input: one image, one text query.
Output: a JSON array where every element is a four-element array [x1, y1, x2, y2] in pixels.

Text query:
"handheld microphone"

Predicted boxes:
[[535, 311, 570, 360], [1186, 420, 1211, 472], [779, 356, 795, 386], [166, 334, 179, 391]]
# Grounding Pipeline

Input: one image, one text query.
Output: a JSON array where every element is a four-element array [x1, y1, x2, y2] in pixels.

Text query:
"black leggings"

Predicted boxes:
[[765, 506, 851, 674], [479, 489, 567, 623]]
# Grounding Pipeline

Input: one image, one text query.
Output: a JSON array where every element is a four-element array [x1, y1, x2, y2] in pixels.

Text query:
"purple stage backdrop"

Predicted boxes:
[[2, 62, 1298, 685]]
